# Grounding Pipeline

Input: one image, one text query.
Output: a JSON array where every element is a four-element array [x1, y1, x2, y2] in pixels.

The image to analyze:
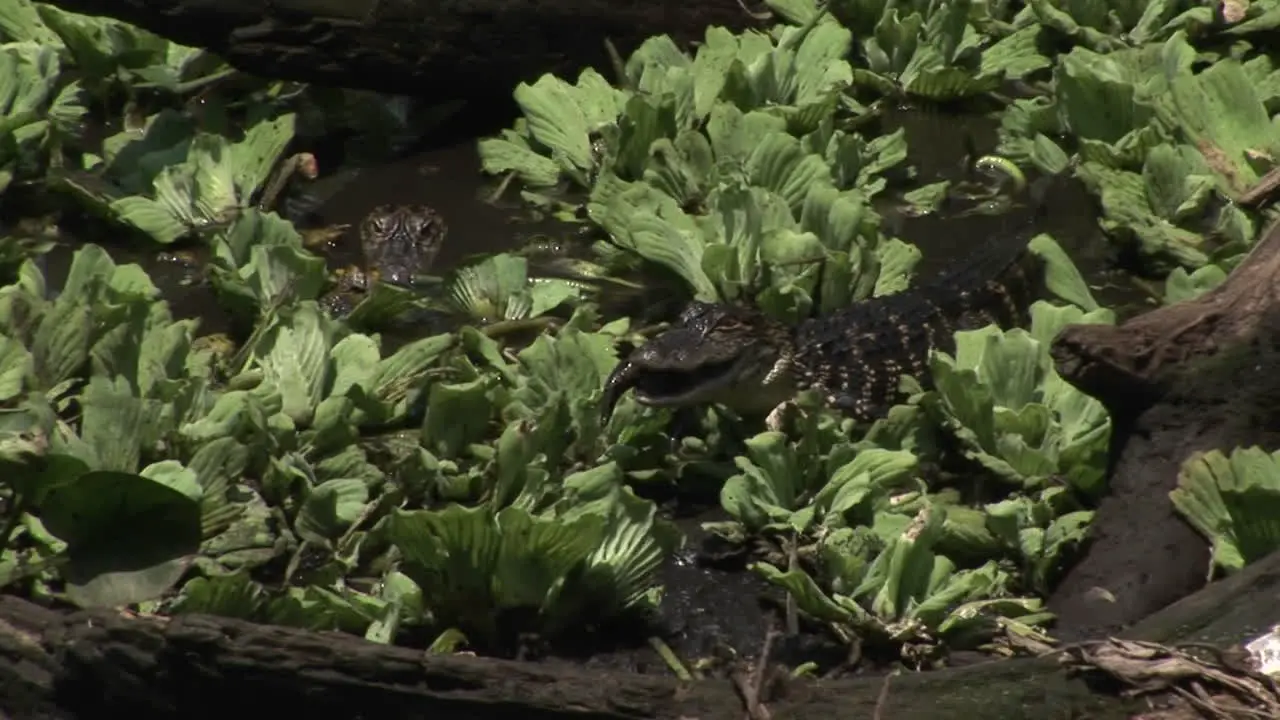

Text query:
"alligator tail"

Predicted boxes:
[[926, 173, 1063, 330]]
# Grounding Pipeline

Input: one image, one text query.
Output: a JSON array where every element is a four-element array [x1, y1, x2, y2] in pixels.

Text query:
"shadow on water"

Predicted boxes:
[[10, 103, 1149, 675], [881, 106, 1151, 314]]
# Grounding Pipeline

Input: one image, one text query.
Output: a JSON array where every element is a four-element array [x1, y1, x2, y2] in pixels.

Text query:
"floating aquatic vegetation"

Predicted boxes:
[[997, 32, 1276, 268], [1163, 262, 1231, 304], [0, 242, 678, 646], [851, 0, 1050, 100], [754, 502, 1051, 652], [919, 299, 1115, 497], [690, 235, 1109, 655], [479, 15, 859, 192], [386, 484, 680, 649], [0, 0, 234, 94], [1023, 0, 1217, 52], [444, 253, 583, 325], [1171, 447, 1280, 575], [0, 43, 86, 192], [719, 430, 920, 537], [53, 108, 298, 244]]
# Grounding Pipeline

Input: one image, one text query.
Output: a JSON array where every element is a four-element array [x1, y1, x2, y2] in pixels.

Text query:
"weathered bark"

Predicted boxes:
[[8, 550, 1280, 720], [1047, 213, 1280, 640], [38, 0, 765, 100], [0, 587, 1263, 720]]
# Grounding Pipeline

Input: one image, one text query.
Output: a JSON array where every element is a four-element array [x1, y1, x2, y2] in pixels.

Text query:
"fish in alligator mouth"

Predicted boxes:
[[601, 225, 1044, 424]]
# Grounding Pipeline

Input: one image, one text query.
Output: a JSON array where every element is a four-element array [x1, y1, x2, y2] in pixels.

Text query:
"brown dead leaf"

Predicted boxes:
[[1220, 0, 1248, 24]]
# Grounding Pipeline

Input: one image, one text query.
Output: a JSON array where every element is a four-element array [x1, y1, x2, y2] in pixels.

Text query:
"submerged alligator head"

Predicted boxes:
[[601, 301, 799, 420], [359, 203, 447, 287]]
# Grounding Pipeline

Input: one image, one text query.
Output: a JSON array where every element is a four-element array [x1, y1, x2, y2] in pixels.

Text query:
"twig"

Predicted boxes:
[[257, 153, 318, 213], [485, 171, 516, 205], [785, 535, 799, 636], [872, 672, 894, 720], [735, 0, 774, 20], [648, 636, 695, 681], [1238, 165, 1280, 208], [732, 626, 779, 720]]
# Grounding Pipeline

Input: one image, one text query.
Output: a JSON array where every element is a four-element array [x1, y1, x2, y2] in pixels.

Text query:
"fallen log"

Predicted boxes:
[[7, 549, 1280, 720], [36, 0, 764, 101], [1047, 212, 1280, 640], [0, 592, 1217, 720]]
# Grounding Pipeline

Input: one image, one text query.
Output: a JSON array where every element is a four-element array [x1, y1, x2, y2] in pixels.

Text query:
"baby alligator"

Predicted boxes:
[[600, 227, 1043, 424], [320, 204, 447, 316]]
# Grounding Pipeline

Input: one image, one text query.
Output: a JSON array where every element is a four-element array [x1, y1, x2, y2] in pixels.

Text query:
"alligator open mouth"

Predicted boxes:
[[629, 358, 742, 405], [601, 354, 748, 421]]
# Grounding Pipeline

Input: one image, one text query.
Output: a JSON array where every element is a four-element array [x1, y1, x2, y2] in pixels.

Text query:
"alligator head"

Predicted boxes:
[[359, 204, 447, 287], [601, 301, 798, 420]]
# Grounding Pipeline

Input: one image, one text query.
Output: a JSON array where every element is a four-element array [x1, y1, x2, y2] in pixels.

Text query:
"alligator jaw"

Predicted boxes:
[[600, 354, 751, 421], [600, 359, 638, 422]]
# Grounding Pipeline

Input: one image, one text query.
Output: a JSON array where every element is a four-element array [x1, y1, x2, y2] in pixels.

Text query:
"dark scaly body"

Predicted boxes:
[[600, 226, 1042, 423], [788, 231, 1039, 420]]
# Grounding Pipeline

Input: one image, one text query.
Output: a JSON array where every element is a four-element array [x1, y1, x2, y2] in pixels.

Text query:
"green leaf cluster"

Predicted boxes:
[[0, 0, 234, 95], [1020, 0, 1216, 53], [1171, 447, 1280, 575], [997, 32, 1280, 268], [0, 42, 86, 192], [754, 502, 1050, 649], [445, 254, 585, 325], [921, 300, 1114, 496], [56, 108, 297, 244], [719, 426, 919, 537], [387, 483, 679, 648], [0, 246, 216, 607], [480, 16, 924, 317], [0, 245, 682, 647], [845, 0, 1052, 100]]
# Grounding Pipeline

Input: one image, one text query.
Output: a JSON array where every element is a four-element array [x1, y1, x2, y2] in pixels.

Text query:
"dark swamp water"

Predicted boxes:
[[1, 95, 1161, 678]]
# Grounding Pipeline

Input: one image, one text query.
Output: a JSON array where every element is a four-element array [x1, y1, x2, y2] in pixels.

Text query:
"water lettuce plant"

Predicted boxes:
[[0, 42, 86, 192], [386, 484, 679, 648], [10, 0, 1280, 674], [1171, 447, 1280, 576], [480, 15, 925, 322], [754, 503, 1049, 651], [1022, 0, 1217, 52], [719, 429, 920, 537], [0, 0, 234, 95], [55, 107, 297, 245], [443, 253, 584, 325], [1163, 262, 1229, 304], [707, 292, 1110, 654], [479, 16, 859, 191], [0, 246, 226, 606], [847, 0, 1051, 99], [919, 300, 1114, 496], [997, 32, 1276, 269], [0, 243, 679, 649]]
